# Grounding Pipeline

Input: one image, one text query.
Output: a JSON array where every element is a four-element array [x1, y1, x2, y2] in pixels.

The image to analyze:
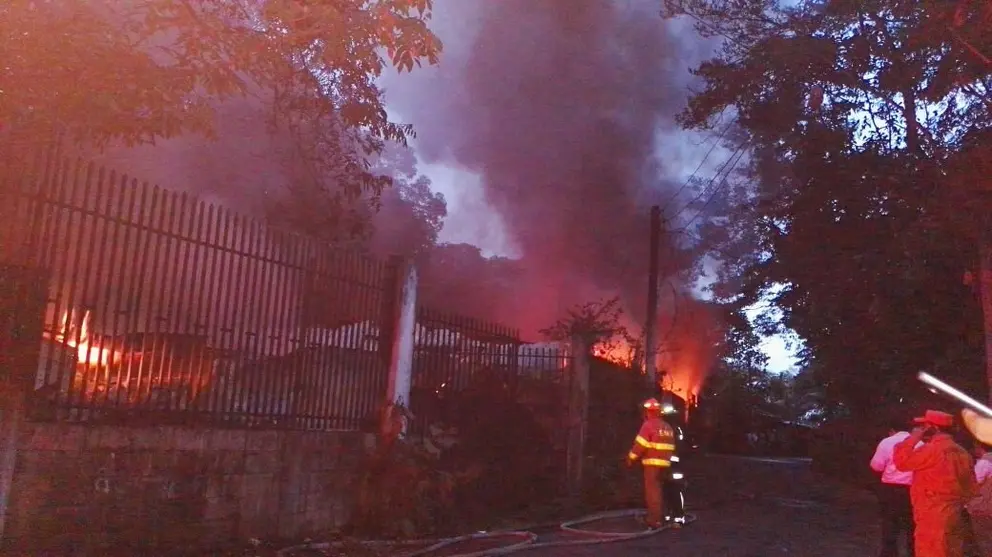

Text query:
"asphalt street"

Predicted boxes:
[[526, 454, 880, 557]]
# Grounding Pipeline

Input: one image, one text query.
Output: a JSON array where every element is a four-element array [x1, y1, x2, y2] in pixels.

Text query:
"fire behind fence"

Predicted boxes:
[[409, 306, 573, 438], [0, 150, 395, 430]]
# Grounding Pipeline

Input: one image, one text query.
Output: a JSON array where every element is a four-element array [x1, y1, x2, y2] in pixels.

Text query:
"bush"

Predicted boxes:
[[351, 376, 563, 538], [441, 381, 563, 522]]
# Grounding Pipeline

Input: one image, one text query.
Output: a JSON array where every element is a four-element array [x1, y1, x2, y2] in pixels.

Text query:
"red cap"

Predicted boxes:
[[914, 410, 954, 428]]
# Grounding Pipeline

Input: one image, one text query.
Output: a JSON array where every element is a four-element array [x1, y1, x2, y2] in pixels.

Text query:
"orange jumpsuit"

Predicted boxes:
[[628, 416, 676, 526], [893, 433, 977, 557]]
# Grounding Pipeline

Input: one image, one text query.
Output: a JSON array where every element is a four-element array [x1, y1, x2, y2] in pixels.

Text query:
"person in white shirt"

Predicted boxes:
[[870, 418, 917, 557]]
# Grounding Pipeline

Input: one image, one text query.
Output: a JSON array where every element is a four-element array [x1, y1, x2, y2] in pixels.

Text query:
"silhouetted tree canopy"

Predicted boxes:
[[1, 0, 440, 148], [1, 0, 443, 243], [665, 0, 992, 415]]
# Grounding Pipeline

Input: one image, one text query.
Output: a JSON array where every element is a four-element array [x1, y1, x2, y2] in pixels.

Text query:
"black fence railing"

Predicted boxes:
[[2, 150, 393, 431], [408, 307, 572, 437]]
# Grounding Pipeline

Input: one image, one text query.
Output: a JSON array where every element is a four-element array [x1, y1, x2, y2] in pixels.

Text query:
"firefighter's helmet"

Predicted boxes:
[[642, 398, 661, 411]]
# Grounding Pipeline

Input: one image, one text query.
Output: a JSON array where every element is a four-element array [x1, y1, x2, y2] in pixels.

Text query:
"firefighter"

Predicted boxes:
[[893, 410, 977, 557], [626, 398, 677, 528], [662, 402, 688, 525]]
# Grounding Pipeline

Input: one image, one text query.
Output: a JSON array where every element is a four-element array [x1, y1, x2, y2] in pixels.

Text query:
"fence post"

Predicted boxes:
[[0, 265, 48, 544], [565, 336, 591, 498], [382, 257, 417, 413]]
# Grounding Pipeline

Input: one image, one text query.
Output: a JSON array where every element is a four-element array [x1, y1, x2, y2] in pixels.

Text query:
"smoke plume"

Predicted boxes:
[[384, 0, 711, 337]]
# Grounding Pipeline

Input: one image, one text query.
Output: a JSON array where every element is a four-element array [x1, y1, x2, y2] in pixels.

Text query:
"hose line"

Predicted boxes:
[[277, 509, 697, 557]]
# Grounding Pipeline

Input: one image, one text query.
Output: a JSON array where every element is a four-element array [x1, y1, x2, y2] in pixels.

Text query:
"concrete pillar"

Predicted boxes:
[[0, 264, 48, 543], [381, 257, 417, 435], [565, 337, 591, 498]]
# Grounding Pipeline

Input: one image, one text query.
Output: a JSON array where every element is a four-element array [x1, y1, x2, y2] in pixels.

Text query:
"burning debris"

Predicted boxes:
[[45, 307, 121, 367]]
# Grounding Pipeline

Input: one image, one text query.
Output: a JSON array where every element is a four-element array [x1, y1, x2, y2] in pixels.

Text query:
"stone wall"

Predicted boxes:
[[4, 421, 371, 553]]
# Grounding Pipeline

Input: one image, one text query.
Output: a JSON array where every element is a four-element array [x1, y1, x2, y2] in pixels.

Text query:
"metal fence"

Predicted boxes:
[[0, 150, 393, 430], [408, 306, 572, 437]]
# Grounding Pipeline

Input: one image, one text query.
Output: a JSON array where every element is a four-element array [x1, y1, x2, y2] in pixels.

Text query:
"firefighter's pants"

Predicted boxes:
[[912, 498, 967, 557], [643, 465, 664, 525], [664, 474, 685, 519]]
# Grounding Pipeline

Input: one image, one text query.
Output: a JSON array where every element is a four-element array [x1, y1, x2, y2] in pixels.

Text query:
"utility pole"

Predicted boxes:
[[564, 336, 590, 498], [644, 205, 662, 391]]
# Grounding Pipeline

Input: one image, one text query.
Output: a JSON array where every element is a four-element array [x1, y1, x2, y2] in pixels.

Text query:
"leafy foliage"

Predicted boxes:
[[582, 358, 648, 507], [665, 0, 992, 414], [368, 143, 447, 257], [540, 297, 627, 343], [1, 0, 441, 148], [540, 297, 642, 367], [353, 379, 561, 538], [2, 0, 443, 243], [350, 437, 482, 539], [417, 243, 522, 320]]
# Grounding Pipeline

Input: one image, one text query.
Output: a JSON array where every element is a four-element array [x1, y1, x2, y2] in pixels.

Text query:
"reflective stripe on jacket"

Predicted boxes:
[[628, 417, 676, 468]]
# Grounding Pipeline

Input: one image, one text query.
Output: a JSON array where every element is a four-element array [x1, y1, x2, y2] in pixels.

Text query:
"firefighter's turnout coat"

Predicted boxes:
[[628, 415, 676, 527], [628, 417, 676, 468], [894, 432, 976, 557]]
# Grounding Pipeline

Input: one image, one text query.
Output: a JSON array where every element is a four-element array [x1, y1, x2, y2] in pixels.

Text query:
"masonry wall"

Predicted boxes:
[[4, 422, 371, 553]]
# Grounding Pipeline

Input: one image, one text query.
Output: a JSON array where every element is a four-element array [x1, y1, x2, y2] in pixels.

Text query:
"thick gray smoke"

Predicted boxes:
[[384, 0, 710, 336], [63, 0, 715, 345]]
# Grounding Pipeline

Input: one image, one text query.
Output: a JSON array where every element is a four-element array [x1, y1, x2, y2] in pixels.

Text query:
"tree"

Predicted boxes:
[[1, 0, 442, 238], [367, 142, 447, 257], [2, 0, 440, 147], [663, 0, 992, 414], [540, 297, 642, 367], [717, 301, 769, 378], [416, 243, 521, 324]]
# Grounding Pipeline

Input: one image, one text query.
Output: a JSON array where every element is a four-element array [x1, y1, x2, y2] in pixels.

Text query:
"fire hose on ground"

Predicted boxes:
[[275, 509, 698, 557]]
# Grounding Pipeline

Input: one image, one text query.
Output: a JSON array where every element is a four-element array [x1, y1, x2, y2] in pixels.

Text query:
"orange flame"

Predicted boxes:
[[591, 338, 637, 367], [590, 336, 706, 397], [662, 368, 701, 399], [656, 301, 719, 399], [46, 309, 122, 367]]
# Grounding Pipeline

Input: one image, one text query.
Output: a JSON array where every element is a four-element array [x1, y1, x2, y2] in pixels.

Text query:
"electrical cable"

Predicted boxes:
[[275, 509, 698, 557], [659, 120, 735, 219], [678, 147, 748, 233], [673, 140, 742, 218]]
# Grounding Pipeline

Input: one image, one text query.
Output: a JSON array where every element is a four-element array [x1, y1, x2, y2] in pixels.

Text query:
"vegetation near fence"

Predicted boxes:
[[346, 307, 575, 537], [1, 152, 394, 430]]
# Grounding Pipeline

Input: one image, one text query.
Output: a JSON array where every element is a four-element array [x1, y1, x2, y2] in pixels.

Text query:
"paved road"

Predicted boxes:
[[279, 455, 882, 557], [528, 454, 881, 557]]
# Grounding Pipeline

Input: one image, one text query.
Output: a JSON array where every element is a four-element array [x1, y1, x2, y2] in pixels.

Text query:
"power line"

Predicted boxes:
[[659, 121, 734, 220], [680, 147, 748, 232], [664, 143, 748, 235]]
